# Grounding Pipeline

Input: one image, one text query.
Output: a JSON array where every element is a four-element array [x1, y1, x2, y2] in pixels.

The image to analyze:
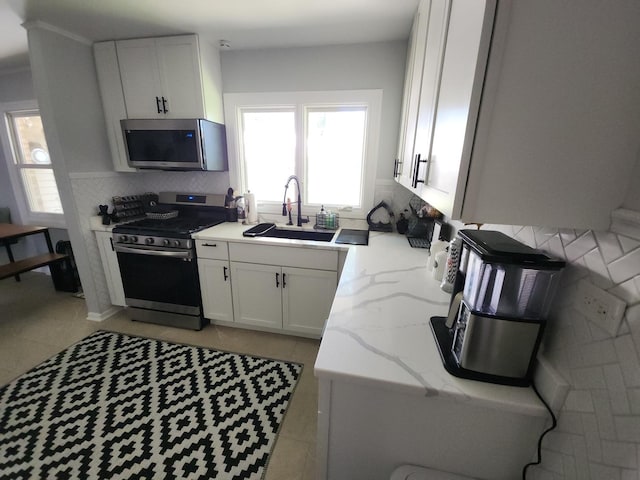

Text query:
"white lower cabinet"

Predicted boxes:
[[230, 262, 337, 337], [230, 262, 282, 329], [198, 258, 233, 322], [282, 267, 337, 337], [94, 231, 126, 306], [226, 242, 339, 338]]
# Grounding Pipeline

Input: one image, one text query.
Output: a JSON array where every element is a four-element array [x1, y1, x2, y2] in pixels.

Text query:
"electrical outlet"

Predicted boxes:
[[575, 279, 627, 337]]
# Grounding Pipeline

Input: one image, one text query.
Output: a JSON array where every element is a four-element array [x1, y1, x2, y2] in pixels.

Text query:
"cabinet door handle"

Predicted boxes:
[[155, 96, 162, 114], [109, 237, 114, 251], [282, 273, 286, 289], [162, 96, 168, 114], [393, 158, 398, 177], [275, 272, 280, 288], [223, 266, 228, 281], [412, 154, 428, 188], [202, 243, 217, 247]]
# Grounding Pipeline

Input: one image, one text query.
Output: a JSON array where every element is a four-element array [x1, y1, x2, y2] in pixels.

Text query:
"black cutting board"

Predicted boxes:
[[335, 229, 369, 245]]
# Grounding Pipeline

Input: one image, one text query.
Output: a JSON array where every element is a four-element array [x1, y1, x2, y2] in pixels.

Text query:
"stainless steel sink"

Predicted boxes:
[[243, 223, 335, 242]]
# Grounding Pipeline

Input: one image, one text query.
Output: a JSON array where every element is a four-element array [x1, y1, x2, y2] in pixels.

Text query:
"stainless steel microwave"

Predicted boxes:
[[121, 118, 228, 171]]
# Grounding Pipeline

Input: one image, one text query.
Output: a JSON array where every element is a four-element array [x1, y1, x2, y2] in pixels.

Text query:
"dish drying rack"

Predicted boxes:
[[314, 208, 339, 230]]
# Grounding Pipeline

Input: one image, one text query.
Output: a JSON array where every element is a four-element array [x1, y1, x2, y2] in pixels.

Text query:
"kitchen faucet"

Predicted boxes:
[[282, 175, 309, 227]]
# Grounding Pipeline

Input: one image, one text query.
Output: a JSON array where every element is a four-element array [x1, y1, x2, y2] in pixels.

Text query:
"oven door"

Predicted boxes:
[[114, 244, 201, 316]]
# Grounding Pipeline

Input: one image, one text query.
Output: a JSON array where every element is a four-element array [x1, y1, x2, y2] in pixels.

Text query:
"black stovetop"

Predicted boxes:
[[113, 217, 226, 237]]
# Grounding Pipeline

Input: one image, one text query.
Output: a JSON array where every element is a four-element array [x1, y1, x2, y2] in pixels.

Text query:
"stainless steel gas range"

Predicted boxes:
[[112, 191, 235, 330]]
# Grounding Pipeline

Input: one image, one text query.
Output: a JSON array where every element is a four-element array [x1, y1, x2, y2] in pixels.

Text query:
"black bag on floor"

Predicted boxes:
[[50, 240, 80, 293]]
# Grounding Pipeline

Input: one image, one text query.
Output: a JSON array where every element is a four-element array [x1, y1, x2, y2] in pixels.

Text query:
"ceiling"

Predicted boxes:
[[0, 0, 418, 73]]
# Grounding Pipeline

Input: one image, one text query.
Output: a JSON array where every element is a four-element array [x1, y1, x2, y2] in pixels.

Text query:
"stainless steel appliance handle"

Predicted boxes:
[[114, 244, 192, 259]]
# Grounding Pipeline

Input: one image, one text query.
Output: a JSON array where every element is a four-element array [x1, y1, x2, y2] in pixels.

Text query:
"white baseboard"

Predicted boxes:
[[87, 306, 122, 322]]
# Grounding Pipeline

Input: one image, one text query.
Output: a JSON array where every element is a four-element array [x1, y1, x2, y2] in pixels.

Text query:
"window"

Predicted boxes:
[[224, 90, 382, 218], [0, 101, 64, 227]]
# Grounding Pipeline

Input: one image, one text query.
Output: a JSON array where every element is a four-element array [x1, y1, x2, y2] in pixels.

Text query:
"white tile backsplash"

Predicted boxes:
[[595, 231, 625, 263], [609, 248, 640, 284], [564, 231, 598, 263], [618, 235, 640, 254]]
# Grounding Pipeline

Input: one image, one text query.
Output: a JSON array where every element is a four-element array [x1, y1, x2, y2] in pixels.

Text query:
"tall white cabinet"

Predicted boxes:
[[395, 0, 640, 230], [93, 34, 224, 171]]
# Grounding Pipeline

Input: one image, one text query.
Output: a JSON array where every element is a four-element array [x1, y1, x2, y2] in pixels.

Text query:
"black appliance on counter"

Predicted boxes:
[[430, 230, 565, 386], [112, 191, 235, 330]]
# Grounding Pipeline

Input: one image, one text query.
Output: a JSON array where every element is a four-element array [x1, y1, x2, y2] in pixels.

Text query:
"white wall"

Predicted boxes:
[[221, 41, 407, 180], [27, 24, 113, 316], [623, 152, 640, 212]]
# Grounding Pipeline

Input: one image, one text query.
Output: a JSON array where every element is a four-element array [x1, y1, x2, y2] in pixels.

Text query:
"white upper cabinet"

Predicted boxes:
[[394, 4, 429, 193], [397, 0, 640, 230], [410, 0, 451, 196], [420, 0, 493, 215], [116, 36, 207, 119], [94, 34, 224, 171]]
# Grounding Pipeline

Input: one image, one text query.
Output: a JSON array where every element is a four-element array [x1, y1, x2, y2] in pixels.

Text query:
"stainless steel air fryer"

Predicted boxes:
[[430, 230, 565, 386]]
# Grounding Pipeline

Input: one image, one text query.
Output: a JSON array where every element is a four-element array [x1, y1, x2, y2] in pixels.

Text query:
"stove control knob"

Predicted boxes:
[[163, 239, 171, 247], [130, 236, 138, 243], [173, 240, 181, 248], [118, 235, 128, 243], [145, 237, 154, 245]]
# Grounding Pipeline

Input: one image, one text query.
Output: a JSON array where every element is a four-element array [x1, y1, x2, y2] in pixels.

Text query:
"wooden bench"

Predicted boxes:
[[0, 252, 68, 280], [0, 223, 69, 282]]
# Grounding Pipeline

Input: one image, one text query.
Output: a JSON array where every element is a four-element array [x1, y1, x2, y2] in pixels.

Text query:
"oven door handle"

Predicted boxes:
[[114, 245, 193, 259]]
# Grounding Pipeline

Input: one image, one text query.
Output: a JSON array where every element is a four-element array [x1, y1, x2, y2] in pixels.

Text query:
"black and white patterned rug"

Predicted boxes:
[[0, 330, 302, 479]]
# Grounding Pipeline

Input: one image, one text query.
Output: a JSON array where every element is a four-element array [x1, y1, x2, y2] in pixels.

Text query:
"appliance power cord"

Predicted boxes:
[[522, 381, 558, 479]]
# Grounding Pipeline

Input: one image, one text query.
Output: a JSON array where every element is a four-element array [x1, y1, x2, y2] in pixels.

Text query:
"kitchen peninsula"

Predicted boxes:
[[193, 222, 549, 480]]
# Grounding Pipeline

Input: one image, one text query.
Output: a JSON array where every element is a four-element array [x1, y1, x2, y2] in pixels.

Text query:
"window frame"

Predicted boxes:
[[0, 100, 66, 228], [224, 90, 382, 219]]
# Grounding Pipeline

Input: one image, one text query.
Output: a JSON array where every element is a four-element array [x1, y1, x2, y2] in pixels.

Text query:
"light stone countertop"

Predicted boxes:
[[180, 221, 546, 416]]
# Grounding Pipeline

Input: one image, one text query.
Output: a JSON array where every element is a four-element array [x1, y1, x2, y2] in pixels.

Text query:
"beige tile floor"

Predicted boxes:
[[0, 272, 319, 480]]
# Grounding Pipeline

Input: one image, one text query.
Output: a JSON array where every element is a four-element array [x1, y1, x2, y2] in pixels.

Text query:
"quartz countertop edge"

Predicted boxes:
[[178, 221, 547, 417]]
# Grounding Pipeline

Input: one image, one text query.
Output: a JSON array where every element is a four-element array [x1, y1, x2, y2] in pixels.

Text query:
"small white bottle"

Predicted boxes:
[[433, 247, 448, 281], [428, 240, 448, 271]]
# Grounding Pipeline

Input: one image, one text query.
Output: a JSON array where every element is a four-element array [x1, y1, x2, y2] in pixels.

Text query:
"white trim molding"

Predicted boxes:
[[21, 20, 92, 46], [86, 306, 123, 322]]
